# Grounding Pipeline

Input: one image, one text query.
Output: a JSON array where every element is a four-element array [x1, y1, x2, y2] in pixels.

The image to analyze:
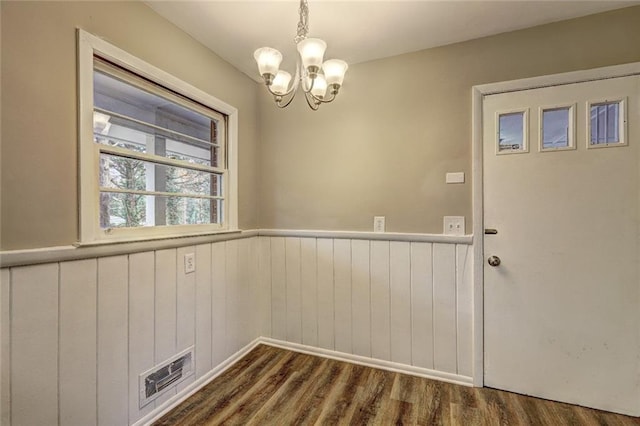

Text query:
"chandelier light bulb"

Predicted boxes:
[[253, 47, 283, 79], [310, 74, 327, 99], [297, 38, 327, 71], [271, 71, 292, 95], [322, 59, 348, 86]]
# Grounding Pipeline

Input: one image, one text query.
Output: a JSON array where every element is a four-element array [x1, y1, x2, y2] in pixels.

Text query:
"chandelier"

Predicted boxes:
[[253, 0, 348, 110]]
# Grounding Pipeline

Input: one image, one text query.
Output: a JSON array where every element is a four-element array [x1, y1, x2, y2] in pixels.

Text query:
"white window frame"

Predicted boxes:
[[495, 108, 529, 155], [586, 97, 627, 149], [77, 29, 238, 244], [538, 103, 576, 152]]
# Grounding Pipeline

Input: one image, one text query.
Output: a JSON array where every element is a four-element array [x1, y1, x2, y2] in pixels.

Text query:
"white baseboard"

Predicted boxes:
[[258, 337, 474, 387], [134, 336, 473, 426], [134, 338, 262, 426]]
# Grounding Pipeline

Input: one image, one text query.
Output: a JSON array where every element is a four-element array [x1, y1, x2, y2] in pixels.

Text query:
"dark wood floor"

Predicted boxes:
[[155, 344, 640, 425]]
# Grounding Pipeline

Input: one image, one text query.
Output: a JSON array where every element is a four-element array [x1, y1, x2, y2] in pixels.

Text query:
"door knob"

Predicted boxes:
[[488, 256, 501, 267]]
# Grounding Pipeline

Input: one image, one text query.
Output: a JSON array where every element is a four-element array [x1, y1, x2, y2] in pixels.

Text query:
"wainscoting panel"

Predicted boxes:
[[128, 251, 156, 423], [1, 238, 260, 426], [410, 242, 434, 369], [316, 238, 335, 351], [390, 241, 412, 365], [259, 237, 473, 381], [270, 237, 286, 341], [194, 244, 212, 380], [210, 242, 227, 366], [97, 255, 129, 426], [433, 243, 458, 374], [285, 237, 302, 344], [59, 259, 97, 426], [154, 249, 178, 405], [1, 234, 473, 425], [456, 244, 473, 378], [351, 239, 371, 358], [11, 264, 59, 426], [258, 237, 272, 339], [333, 238, 352, 354], [300, 237, 318, 347], [370, 240, 391, 361]]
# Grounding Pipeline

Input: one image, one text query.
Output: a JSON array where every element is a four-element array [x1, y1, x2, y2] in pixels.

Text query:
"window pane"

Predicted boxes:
[[498, 112, 525, 152], [93, 69, 221, 168], [590, 102, 620, 145], [94, 113, 219, 168], [542, 107, 570, 149], [100, 154, 222, 197], [100, 193, 222, 228]]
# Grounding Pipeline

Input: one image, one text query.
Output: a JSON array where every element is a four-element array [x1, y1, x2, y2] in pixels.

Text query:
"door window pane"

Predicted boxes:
[[541, 107, 572, 150], [590, 101, 621, 145], [498, 111, 527, 153]]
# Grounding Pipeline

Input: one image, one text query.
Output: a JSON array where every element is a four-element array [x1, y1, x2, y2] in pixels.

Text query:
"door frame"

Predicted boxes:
[[470, 61, 640, 387]]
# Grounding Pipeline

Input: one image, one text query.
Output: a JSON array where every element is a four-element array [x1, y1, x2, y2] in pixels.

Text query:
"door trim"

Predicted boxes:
[[470, 61, 640, 387]]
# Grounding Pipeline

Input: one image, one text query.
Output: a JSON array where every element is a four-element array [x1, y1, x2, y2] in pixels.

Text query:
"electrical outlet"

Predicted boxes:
[[373, 216, 385, 233], [184, 253, 196, 274], [443, 216, 465, 236]]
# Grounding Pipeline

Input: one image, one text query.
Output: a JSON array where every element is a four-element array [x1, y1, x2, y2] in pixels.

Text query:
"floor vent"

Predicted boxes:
[[139, 346, 194, 407]]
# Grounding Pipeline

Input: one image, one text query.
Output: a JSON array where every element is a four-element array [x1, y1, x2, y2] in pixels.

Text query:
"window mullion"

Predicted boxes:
[[99, 187, 224, 200], [99, 145, 225, 174], [94, 107, 220, 149]]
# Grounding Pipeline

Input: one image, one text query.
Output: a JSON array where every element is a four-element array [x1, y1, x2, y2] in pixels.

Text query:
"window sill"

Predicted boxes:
[[1, 229, 253, 268], [75, 228, 243, 248]]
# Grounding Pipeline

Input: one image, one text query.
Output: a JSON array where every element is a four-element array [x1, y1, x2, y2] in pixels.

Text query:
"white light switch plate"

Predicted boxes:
[[373, 216, 385, 233], [184, 253, 196, 274], [444, 216, 465, 236], [446, 172, 465, 184]]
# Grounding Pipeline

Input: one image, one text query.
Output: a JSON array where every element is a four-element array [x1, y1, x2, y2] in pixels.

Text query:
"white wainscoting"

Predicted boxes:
[[0, 238, 259, 426], [257, 236, 474, 383], [0, 233, 473, 425]]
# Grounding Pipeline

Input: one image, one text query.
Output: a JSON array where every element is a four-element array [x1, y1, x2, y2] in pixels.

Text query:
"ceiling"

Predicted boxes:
[[146, 1, 638, 82]]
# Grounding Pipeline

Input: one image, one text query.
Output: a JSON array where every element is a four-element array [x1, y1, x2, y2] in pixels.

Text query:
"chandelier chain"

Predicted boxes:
[[294, 0, 309, 43]]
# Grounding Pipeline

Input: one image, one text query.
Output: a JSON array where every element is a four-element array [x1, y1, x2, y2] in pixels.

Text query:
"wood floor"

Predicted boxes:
[[155, 344, 640, 426]]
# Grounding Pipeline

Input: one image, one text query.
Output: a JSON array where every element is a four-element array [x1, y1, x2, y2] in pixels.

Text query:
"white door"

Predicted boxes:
[[483, 75, 640, 416]]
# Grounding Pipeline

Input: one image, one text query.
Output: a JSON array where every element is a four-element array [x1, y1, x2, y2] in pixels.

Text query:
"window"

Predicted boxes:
[[78, 30, 238, 243], [588, 99, 627, 148], [539, 105, 575, 152], [496, 109, 528, 154]]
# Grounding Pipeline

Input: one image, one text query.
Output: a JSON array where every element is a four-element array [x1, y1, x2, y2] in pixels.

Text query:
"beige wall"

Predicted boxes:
[[258, 6, 640, 234], [1, 1, 260, 250], [3, 4, 640, 250]]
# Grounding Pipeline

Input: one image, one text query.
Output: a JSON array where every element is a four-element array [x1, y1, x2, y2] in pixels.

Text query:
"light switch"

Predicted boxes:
[[446, 172, 465, 184], [444, 216, 465, 236], [373, 216, 385, 233]]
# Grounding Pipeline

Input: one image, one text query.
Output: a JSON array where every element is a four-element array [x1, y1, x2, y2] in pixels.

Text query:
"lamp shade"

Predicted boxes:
[[310, 74, 327, 98], [253, 47, 283, 76], [271, 71, 292, 95], [297, 38, 327, 69], [323, 59, 348, 86]]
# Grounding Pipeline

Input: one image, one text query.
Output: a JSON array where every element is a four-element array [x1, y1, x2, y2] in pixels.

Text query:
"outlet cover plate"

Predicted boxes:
[[184, 253, 196, 274], [444, 216, 465, 236], [446, 172, 465, 184], [373, 216, 385, 233]]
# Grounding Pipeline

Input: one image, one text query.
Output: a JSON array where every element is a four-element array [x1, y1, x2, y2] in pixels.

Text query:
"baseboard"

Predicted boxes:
[[134, 338, 262, 426], [258, 337, 474, 387]]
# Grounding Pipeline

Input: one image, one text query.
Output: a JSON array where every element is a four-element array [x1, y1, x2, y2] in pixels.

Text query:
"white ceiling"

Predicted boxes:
[[147, 1, 638, 82]]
